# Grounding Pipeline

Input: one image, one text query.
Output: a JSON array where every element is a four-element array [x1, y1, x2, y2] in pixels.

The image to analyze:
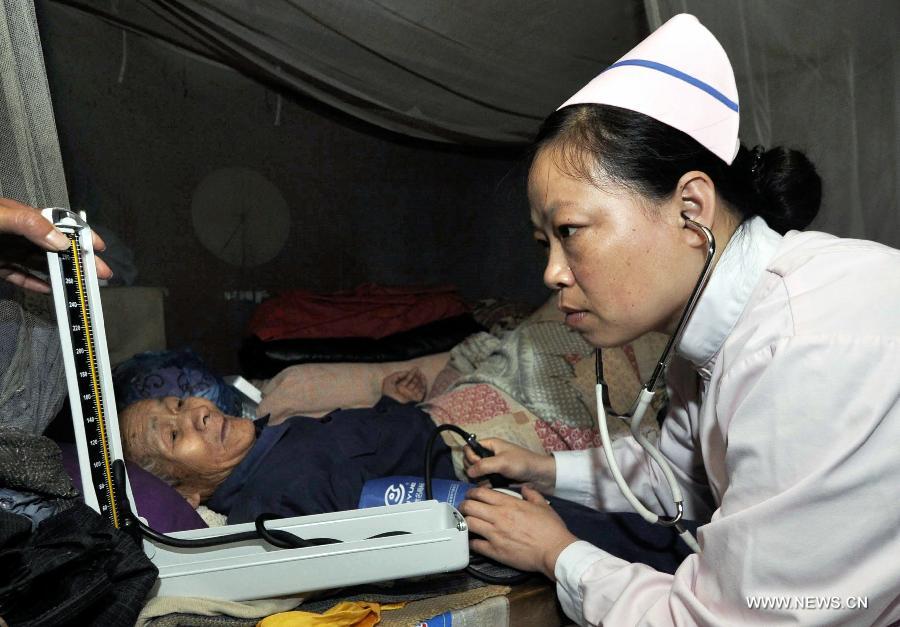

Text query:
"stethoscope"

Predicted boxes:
[[594, 216, 715, 554]]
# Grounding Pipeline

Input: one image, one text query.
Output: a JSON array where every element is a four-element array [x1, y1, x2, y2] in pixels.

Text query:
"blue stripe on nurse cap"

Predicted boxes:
[[558, 14, 741, 165]]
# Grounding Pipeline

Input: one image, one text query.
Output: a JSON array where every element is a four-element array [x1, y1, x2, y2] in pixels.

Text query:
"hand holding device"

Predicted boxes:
[[459, 484, 576, 579], [464, 434, 512, 488], [463, 437, 556, 494]]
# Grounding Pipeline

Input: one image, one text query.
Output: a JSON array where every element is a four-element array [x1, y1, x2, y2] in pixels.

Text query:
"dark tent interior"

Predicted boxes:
[[11, 0, 896, 375], [33, 1, 650, 372], [1, 1, 899, 624]]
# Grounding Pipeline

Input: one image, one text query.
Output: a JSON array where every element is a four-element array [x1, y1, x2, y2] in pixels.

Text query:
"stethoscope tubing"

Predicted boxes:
[[593, 217, 714, 555]]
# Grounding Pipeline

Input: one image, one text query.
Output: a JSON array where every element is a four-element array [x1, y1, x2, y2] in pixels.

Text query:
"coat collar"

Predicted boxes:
[[207, 415, 288, 513], [676, 216, 782, 377]]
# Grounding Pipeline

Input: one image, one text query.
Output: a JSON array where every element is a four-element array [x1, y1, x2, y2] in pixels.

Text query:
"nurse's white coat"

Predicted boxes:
[[552, 217, 900, 626]]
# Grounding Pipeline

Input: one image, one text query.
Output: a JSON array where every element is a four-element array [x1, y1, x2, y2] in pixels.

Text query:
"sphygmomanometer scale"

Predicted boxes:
[[44, 208, 469, 600]]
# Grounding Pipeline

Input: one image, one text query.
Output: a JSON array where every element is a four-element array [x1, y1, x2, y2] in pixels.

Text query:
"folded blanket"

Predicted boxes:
[[429, 312, 668, 455], [446, 321, 596, 431]]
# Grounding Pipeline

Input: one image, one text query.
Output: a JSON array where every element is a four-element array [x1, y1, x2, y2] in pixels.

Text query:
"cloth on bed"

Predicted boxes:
[[425, 383, 598, 479], [246, 284, 470, 342], [284, 572, 511, 627], [240, 314, 481, 377], [250, 296, 669, 479], [137, 595, 304, 627], [259, 600, 405, 626], [424, 297, 669, 458], [239, 285, 483, 377], [138, 572, 510, 627]]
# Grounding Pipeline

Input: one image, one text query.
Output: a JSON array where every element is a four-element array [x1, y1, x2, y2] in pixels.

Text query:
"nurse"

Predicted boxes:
[[459, 14, 900, 627]]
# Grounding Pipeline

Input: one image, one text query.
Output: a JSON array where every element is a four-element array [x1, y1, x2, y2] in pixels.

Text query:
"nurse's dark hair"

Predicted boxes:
[[532, 104, 821, 234]]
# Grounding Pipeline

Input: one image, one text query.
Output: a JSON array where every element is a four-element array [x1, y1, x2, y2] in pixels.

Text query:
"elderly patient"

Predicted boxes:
[[121, 367, 700, 574], [120, 368, 458, 523]]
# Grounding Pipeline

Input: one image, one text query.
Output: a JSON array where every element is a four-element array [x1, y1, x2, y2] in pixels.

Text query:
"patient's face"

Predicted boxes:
[[120, 396, 256, 503]]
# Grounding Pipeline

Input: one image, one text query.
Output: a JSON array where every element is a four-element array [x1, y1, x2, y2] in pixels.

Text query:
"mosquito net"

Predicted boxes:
[[0, 0, 70, 434]]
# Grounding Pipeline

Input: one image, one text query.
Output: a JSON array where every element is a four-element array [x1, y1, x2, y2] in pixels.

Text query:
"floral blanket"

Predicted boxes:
[[424, 301, 668, 459]]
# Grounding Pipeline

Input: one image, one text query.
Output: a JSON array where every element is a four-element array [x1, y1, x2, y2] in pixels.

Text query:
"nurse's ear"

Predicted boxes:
[[674, 171, 718, 249]]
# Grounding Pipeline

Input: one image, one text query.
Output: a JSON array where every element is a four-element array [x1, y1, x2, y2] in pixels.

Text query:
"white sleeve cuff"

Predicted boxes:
[[553, 448, 602, 507], [555, 540, 627, 626]]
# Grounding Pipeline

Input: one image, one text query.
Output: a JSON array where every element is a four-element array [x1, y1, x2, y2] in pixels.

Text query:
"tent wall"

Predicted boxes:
[[648, 0, 899, 249], [29, 0, 899, 373], [36, 2, 566, 371]]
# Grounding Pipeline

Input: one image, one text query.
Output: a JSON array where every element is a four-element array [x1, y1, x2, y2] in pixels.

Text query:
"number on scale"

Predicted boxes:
[[65, 277, 74, 284], [82, 393, 92, 401], [75, 348, 85, 355], [72, 324, 82, 332], [79, 371, 88, 378]]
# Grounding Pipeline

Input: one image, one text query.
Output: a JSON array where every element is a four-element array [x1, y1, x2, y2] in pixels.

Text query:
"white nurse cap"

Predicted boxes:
[[558, 14, 740, 165]]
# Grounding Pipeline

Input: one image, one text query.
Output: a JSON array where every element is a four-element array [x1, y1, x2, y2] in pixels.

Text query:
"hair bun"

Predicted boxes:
[[751, 146, 822, 234]]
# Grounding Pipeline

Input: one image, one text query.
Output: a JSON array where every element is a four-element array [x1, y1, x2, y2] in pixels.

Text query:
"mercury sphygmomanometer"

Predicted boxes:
[[43, 208, 469, 601]]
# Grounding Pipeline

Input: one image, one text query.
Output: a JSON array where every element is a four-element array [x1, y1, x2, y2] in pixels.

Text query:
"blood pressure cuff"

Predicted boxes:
[[239, 314, 484, 379]]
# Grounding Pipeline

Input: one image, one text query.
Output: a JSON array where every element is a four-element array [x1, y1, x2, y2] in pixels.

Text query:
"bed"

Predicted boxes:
[[76, 292, 670, 625]]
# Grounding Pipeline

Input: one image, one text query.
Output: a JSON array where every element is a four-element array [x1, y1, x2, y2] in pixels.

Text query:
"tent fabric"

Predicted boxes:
[[0, 0, 69, 208], [647, 0, 899, 246], [57, 0, 898, 250], [115, 0, 649, 145]]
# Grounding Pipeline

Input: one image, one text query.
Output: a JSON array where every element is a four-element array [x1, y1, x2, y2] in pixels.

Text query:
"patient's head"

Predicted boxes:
[[119, 396, 256, 507]]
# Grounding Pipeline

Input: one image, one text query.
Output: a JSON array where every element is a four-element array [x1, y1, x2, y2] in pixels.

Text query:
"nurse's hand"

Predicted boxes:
[[460, 485, 577, 578], [463, 437, 556, 494], [0, 197, 111, 293]]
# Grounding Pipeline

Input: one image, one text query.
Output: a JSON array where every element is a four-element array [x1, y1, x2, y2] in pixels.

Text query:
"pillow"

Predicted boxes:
[[58, 443, 207, 533], [113, 348, 242, 415]]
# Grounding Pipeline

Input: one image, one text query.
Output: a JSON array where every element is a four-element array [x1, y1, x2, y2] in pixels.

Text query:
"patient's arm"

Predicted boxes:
[[258, 352, 450, 424]]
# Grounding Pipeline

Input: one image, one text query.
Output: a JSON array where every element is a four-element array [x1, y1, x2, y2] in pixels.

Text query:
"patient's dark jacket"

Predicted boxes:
[[207, 396, 455, 523]]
